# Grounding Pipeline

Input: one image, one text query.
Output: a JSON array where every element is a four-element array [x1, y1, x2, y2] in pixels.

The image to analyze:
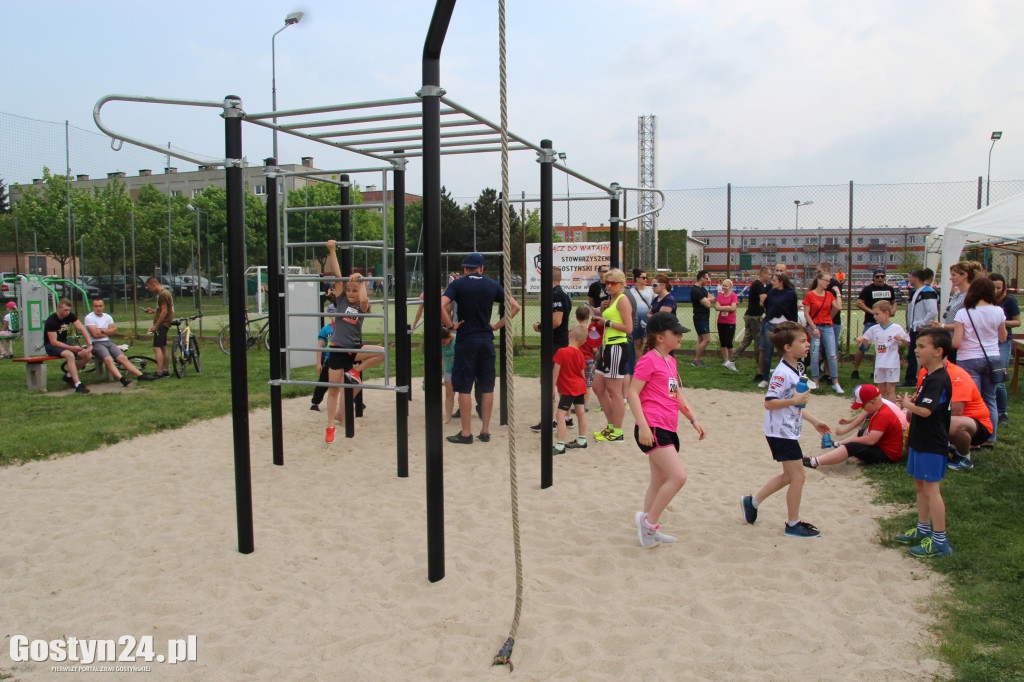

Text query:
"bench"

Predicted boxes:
[[12, 355, 62, 391]]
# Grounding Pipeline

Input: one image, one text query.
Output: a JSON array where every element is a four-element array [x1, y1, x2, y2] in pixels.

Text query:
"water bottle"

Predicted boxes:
[[795, 374, 809, 409], [821, 433, 833, 449]]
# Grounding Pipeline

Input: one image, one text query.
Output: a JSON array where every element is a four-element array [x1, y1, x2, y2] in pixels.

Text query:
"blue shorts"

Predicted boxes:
[[694, 319, 710, 336], [624, 336, 637, 375], [858, 321, 877, 353], [906, 447, 946, 482], [766, 436, 803, 462], [451, 336, 496, 395]]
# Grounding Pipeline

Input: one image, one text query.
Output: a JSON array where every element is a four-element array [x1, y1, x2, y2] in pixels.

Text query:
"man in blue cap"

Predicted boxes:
[[442, 252, 521, 444]]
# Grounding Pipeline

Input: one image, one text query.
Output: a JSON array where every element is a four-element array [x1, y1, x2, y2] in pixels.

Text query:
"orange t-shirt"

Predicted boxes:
[[916, 362, 992, 432]]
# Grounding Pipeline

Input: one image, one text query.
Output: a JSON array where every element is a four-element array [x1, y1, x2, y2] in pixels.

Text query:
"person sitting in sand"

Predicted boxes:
[[803, 384, 906, 469]]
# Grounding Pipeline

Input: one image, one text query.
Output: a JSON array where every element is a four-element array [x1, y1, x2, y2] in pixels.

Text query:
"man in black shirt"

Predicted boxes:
[[851, 270, 898, 379], [729, 266, 771, 377], [43, 298, 93, 393], [690, 270, 715, 367], [532, 266, 574, 431], [587, 264, 610, 312]]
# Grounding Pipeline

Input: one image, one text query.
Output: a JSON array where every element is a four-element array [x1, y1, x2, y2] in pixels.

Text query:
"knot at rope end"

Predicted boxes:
[[491, 636, 515, 671]]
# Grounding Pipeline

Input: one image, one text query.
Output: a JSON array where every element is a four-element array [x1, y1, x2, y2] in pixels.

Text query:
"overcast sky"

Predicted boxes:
[[3, 0, 1022, 222]]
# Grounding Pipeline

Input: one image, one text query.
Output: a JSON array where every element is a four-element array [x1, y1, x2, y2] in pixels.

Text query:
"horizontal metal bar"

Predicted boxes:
[[286, 275, 385, 283], [286, 240, 384, 248], [511, 195, 611, 203], [284, 203, 385, 213], [329, 127, 495, 148], [245, 96, 423, 121], [274, 166, 393, 178], [287, 312, 384, 320], [287, 344, 385, 352], [386, 145, 531, 159], [404, 251, 504, 257], [357, 136, 506, 154], [277, 107, 461, 131], [272, 379, 408, 393], [245, 117, 391, 162], [552, 162, 618, 197], [309, 119, 478, 139]]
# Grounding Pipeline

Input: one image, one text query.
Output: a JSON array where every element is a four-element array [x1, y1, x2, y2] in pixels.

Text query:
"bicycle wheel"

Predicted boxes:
[[218, 324, 231, 354], [262, 322, 271, 351], [189, 337, 201, 373], [127, 355, 158, 375], [172, 340, 187, 378]]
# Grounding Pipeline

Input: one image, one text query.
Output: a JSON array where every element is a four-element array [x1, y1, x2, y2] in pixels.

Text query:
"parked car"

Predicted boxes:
[[94, 274, 148, 300], [158, 276, 186, 296], [197, 276, 223, 295], [45, 276, 100, 301], [0, 272, 20, 303]]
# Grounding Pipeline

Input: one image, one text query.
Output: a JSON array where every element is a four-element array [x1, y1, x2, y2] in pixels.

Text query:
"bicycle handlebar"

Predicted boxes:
[[170, 313, 204, 326]]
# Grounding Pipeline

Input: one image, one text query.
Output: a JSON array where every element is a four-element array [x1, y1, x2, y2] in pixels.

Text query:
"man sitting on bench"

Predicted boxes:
[[44, 297, 93, 394], [84, 297, 154, 387]]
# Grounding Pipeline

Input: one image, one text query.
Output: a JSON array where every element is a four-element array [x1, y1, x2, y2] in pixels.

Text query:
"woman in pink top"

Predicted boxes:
[[715, 278, 739, 369], [626, 312, 707, 548]]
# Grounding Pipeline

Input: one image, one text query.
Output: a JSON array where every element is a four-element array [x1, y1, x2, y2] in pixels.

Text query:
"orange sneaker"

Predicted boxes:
[[325, 426, 336, 443], [345, 369, 361, 384]]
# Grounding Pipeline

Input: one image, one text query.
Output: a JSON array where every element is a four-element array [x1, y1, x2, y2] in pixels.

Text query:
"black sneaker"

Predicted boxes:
[[530, 422, 547, 432], [120, 376, 132, 387], [802, 457, 817, 469], [850, 370, 860, 380], [553, 446, 565, 455], [476, 404, 483, 419], [446, 432, 473, 445], [75, 383, 90, 394], [310, 404, 321, 412], [565, 417, 574, 428], [752, 374, 764, 383], [565, 439, 588, 449], [741, 495, 757, 524], [477, 432, 491, 443], [452, 409, 461, 419], [137, 374, 156, 382], [784, 521, 821, 538], [63, 373, 75, 389], [821, 374, 831, 384]]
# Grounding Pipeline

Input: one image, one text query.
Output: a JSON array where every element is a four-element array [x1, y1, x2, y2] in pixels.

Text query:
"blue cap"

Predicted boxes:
[[462, 252, 485, 268]]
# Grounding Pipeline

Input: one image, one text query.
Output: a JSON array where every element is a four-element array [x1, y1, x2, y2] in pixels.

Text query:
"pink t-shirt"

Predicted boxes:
[[717, 292, 739, 324], [633, 350, 681, 431]]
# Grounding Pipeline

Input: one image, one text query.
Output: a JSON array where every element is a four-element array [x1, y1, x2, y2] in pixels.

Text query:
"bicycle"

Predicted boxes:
[[218, 310, 270, 354], [170, 313, 203, 378]]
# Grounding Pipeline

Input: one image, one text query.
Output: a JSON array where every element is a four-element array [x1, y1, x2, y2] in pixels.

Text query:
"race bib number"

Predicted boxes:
[[668, 376, 678, 400]]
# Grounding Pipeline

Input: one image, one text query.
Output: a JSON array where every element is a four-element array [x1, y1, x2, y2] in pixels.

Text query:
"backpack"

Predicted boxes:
[[8, 310, 20, 333]]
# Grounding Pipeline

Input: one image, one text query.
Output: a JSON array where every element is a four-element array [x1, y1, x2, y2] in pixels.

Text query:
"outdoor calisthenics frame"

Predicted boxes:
[[92, 5, 663, 580]]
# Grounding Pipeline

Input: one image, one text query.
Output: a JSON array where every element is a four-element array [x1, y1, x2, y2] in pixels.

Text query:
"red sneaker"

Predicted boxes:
[[325, 426, 336, 444], [345, 369, 361, 384]]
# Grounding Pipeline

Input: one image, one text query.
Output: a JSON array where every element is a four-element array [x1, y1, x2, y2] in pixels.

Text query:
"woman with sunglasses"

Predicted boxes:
[[592, 269, 634, 443], [648, 274, 677, 318], [631, 269, 655, 357]]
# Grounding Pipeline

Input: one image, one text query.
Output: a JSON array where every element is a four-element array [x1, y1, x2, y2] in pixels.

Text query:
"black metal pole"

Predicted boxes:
[[977, 176, 983, 211], [394, 156, 410, 477], [422, 0, 456, 584], [499, 254, 508, 427], [265, 157, 285, 467], [225, 96, 254, 555], [540, 141, 554, 489], [339, 176, 357, 438], [610, 186, 620, 269]]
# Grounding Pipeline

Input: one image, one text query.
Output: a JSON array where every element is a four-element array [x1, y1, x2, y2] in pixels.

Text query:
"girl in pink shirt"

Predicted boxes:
[[715, 278, 739, 367], [626, 312, 707, 548]]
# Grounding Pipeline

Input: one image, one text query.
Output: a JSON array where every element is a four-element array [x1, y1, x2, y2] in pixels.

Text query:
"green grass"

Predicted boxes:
[[2, 325, 1023, 680]]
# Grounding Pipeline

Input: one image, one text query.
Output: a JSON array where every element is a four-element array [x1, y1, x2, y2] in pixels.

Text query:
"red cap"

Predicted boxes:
[[850, 384, 881, 410]]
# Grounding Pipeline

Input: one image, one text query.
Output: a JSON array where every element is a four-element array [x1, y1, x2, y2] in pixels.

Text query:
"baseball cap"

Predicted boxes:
[[873, 269, 886, 276], [5, 301, 15, 309], [462, 252, 485, 268], [647, 311, 691, 335], [850, 384, 881, 410]]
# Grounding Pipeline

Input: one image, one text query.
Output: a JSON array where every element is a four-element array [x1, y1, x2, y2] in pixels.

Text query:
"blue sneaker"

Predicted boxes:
[[741, 495, 757, 525], [947, 455, 974, 471], [784, 521, 821, 538], [910, 537, 953, 557], [894, 527, 931, 545]]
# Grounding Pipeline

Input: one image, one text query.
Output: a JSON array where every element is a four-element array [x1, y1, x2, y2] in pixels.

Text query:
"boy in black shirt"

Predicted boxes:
[[895, 328, 953, 557]]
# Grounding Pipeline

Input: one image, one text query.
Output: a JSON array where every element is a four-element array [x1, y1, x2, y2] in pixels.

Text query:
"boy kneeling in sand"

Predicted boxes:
[[803, 384, 907, 469], [742, 321, 831, 538]]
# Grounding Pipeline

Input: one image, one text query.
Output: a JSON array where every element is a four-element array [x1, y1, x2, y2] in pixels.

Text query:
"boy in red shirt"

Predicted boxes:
[[576, 305, 603, 412], [803, 384, 906, 468], [553, 325, 590, 454]]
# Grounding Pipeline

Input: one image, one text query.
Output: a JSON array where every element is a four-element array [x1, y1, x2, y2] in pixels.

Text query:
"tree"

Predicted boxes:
[[895, 248, 923, 273], [0, 177, 10, 213], [11, 168, 92, 278]]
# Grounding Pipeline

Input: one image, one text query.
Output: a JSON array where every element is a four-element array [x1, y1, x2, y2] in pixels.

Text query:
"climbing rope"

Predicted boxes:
[[492, 0, 524, 671]]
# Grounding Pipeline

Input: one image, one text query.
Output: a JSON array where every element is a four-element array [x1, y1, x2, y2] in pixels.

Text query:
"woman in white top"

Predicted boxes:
[[952, 277, 1007, 445]]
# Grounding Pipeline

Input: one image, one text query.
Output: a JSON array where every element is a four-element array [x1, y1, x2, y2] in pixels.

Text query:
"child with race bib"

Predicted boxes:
[[627, 312, 707, 548]]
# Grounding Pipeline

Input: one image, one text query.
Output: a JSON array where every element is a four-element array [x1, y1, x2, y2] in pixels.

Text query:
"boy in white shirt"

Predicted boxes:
[[84, 298, 153, 387], [855, 300, 910, 404]]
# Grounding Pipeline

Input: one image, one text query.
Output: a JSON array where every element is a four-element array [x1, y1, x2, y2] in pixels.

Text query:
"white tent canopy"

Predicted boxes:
[[928, 191, 1024, 312]]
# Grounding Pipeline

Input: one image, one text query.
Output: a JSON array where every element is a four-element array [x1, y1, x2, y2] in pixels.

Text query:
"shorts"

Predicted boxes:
[[557, 393, 586, 412], [624, 336, 637, 375], [971, 419, 992, 446], [874, 366, 900, 384], [91, 341, 123, 360], [452, 336, 496, 394], [718, 323, 735, 349], [694, 319, 710, 336], [858, 321, 877, 353], [906, 447, 946, 482], [152, 326, 169, 348], [45, 343, 75, 357], [327, 347, 356, 371], [766, 436, 803, 462], [844, 442, 894, 464], [595, 342, 628, 379], [584, 357, 596, 387], [635, 425, 680, 454]]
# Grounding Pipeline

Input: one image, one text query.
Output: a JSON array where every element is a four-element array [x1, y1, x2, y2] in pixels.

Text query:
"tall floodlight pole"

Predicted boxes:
[[271, 11, 304, 162], [987, 131, 1002, 206], [794, 200, 813, 281]]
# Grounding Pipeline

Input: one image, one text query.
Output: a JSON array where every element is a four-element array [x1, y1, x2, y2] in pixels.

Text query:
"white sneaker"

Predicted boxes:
[[757, 380, 769, 388], [806, 380, 818, 390], [723, 361, 738, 372], [833, 383, 844, 394]]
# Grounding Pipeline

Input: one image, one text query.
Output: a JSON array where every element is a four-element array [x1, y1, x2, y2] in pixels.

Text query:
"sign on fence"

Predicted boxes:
[[525, 242, 624, 294]]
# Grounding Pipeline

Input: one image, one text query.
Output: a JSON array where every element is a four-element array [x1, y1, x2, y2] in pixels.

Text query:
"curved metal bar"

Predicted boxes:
[[93, 94, 229, 166], [611, 185, 667, 223]]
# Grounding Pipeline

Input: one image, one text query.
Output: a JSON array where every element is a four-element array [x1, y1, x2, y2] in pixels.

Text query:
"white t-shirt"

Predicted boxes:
[[83, 311, 116, 346], [862, 322, 908, 371], [763, 360, 803, 440], [954, 305, 1005, 361], [2, 313, 11, 330]]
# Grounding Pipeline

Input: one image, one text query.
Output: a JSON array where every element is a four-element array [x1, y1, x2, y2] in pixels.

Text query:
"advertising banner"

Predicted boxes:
[[525, 242, 624, 294]]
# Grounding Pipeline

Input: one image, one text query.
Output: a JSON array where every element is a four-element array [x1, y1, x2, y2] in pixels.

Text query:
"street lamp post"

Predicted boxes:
[[558, 152, 570, 231], [794, 200, 813, 280], [187, 204, 207, 315], [271, 11, 304, 162], [987, 131, 1002, 207]]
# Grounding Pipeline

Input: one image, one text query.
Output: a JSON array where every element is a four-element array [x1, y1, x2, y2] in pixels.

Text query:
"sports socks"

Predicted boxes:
[[917, 522, 932, 536], [786, 519, 801, 527], [750, 496, 760, 509], [932, 530, 947, 544]]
